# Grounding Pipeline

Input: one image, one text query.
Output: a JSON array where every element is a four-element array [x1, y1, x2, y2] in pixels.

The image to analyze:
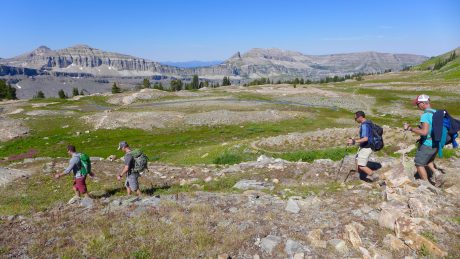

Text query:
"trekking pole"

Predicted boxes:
[[336, 144, 349, 181]]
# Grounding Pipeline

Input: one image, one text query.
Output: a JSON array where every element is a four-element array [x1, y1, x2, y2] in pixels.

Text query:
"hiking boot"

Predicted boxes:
[[429, 170, 443, 185], [367, 174, 379, 182], [67, 196, 80, 205]]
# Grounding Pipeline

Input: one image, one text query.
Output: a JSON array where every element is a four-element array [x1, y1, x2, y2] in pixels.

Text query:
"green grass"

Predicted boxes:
[[266, 181, 343, 198], [420, 231, 437, 243], [407, 146, 458, 159], [0, 107, 349, 165], [213, 151, 243, 165], [275, 146, 358, 163]]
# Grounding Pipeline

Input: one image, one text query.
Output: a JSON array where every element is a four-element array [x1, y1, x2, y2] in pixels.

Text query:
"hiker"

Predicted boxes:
[[403, 94, 442, 183], [55, 145, 93, 204], [117, 141, 142, 196], [347, 111, 379, 182]]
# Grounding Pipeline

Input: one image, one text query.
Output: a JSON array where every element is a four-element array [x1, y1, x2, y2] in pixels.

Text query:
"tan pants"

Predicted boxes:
[[356, 148, 372, 167]]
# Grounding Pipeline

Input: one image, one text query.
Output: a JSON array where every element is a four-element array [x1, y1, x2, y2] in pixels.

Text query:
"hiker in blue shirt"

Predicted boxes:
[[347, 111, 378, 182], [403, 94, 442, 184]]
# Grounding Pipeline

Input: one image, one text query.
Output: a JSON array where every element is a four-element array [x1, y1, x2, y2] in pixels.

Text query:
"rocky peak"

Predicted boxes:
[[229, 51, 242, 60], [31, 46, 53, 56]]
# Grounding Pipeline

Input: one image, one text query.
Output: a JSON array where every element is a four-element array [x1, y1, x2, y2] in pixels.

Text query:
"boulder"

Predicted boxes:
[[400, 232, 448, 257], [233, 180, 273, 190], [293, 253, 304, 259], [80, 197, 94, 209], [327, 239, 348, 254], [408, 197, 430, 218], [284, 239, 303, 255], [285, 198, 301, 214], [307, 229, 326, 248], [383, 234, 407, 251], [343, 224, 362, 248], [358, 246, 371, 259], [260, 235, 282, 254]]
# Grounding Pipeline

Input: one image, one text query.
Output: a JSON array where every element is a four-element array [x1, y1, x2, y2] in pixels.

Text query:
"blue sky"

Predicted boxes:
[[0, 0, 459, 61]]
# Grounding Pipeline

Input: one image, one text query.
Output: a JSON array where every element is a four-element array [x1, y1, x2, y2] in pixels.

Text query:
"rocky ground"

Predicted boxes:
[[1, 77, 460, 258], [0, 151, 459, 258]]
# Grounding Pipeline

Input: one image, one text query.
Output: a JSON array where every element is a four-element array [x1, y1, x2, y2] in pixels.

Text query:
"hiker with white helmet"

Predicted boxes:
[[403, 94, 442, 184]]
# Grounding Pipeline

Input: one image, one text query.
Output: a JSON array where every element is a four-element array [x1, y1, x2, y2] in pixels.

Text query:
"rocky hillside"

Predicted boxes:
[[197, 48, 428, 79], [0, 45, 428, 79]]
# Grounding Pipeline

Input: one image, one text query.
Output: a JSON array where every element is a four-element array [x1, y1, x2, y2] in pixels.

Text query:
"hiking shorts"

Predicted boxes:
[[356, 148, 372, 167], [125, 173, 140, 191], [73, 176, 87, 194], [414, 145, 437, 166]]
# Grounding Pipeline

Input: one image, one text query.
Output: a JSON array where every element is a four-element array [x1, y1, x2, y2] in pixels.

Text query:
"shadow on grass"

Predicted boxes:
[[143, 185, 172, 196], [91, 185, 174, 199]]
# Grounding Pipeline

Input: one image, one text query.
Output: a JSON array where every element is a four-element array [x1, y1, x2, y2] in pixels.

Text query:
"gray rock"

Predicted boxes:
[[285, 199, 301, 213], [233, 179, 273, 190], [284, 239, 303, 255], [140, 197, 161, 207], [327, 239, 348, 254], [80, 197, 94, 209], [90, 157, 104, 161], [260, 235, 282, 254]]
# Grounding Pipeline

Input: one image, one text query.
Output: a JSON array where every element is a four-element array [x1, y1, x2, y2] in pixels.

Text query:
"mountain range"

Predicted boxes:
[[0, 45, 428, 80]]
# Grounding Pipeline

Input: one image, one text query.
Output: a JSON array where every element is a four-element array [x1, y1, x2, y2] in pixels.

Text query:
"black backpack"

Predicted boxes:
[[364, 120, 384, 151]]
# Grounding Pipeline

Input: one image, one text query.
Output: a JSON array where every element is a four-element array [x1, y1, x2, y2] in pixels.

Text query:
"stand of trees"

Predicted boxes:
[[112, 82, 122, 94], [58, 89, 68, 99], [0, 80, 17, 100], [222, 76, 231, 86], [33, 91, 45, 99], [433, 51, 456, 70]]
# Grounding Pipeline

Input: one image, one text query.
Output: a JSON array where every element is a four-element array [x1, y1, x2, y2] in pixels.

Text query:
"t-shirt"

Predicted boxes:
[[420, 108, 436, 147], [359, 122, 370, 148], [124, 152, 135, 175], [64, 153, 83, 178]]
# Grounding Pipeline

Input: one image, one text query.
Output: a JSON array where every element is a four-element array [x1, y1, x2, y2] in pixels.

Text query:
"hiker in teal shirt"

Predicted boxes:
[[403, 94, 442, 185]]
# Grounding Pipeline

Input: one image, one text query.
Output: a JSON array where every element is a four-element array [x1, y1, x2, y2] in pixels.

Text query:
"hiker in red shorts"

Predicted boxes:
[[55, 145, 92, 204]]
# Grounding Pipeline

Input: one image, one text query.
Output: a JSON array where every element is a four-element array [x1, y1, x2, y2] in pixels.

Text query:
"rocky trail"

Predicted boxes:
[[1, 151, 459, 258]]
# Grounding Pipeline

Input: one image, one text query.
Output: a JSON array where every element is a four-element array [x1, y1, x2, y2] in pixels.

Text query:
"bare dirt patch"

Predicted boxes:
[[184, 109, 309, 126], [83, 109, 310, 130], [82, 110, 184, 130], [0, 117, 29, 142]]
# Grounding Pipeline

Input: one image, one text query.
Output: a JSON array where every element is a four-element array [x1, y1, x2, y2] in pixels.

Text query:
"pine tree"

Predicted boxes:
[[191, 75, 199, 89], [143, 78, 151, 89], [72, 87, 79, 97], [170, 80, 183, 91], [222, 76, 231, 86], [0, 80, 17, 100], [80, 89, 85, 95], [112, 82, 121, 93], [58, 89, 67, 99], [33, 90, 45, 99]]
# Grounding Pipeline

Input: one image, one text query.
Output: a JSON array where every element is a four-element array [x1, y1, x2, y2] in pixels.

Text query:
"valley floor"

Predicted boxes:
[[1, 71, 460, 258]]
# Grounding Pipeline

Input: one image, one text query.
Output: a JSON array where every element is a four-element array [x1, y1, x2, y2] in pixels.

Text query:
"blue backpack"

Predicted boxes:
[[364, 120, 384, 151], [431, 110, 460, 157]]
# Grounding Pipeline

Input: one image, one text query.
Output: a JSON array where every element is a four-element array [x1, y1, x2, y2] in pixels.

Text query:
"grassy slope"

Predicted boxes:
[[411, 47, 460, 81]]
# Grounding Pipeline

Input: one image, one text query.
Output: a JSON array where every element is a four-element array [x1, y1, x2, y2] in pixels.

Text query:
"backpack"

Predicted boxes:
[[364, 120, 384, 151], [79, 153, 92, 176], [430, 110, 460, 157], [129, 149, 148, 174]]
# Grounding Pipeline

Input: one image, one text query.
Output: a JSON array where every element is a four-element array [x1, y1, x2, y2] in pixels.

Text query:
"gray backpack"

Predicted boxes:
[[129, 149, 148, 174]]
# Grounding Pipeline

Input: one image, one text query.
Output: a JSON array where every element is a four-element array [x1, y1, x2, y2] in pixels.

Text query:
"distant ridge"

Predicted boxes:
[[0, 44, 428, 79], [160, 60, 223, 68]]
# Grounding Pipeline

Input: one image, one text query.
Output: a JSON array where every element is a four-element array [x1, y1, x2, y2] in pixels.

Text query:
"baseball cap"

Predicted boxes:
[[412, 94, 430, 105], [117, 141, 129, 150]]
